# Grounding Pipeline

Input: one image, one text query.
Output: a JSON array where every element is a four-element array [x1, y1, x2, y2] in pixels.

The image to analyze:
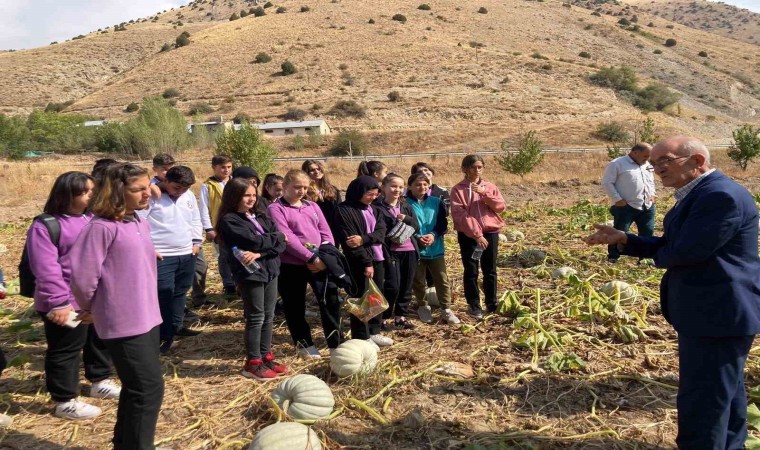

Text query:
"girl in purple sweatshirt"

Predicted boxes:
[[268, 169, 345, 358], [68, 164, 163, 450], [27, 171, 120, 420]]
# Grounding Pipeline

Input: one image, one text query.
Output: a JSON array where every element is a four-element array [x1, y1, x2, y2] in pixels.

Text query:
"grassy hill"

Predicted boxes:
[[0, 0, 758, 148]]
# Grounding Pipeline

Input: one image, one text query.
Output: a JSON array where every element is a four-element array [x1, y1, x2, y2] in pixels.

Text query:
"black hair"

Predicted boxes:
[[165, 165, 196, 187], [43, 171, 94, 216], [357, 160, 387, 178], [262, 173, 284, 201], [410, 162, 435, 175], [211, 154, 233, 166], [152, 153, 176, 167], [461, 154, 485, 168], [407, 172, 430, 187], [91, 158, 118, 183], [214, 178, 257, 237]]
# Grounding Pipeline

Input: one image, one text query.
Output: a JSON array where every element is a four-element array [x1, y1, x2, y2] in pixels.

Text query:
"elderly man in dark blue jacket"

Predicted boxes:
[[584, 136, 760, 450]]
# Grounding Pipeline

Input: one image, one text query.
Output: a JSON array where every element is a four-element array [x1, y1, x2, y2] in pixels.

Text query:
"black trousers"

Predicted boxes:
[[676, 334, 754, 450], [383, 251, 417, 319], [239, 278, 278, 360], [458, 232, 499, 312], [103, 326, 164, 450], [347, 259, 385, 339], [191, 246, 208, 306], [40, 314, 112, 402], [279, 264, 344, 349]]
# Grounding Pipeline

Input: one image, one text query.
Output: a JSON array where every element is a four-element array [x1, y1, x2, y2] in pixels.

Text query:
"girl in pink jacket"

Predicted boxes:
[[450, 155, 506, 318]]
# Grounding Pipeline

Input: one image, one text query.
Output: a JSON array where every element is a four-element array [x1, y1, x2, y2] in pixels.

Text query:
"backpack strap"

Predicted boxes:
[[35, 214, 61, 247]]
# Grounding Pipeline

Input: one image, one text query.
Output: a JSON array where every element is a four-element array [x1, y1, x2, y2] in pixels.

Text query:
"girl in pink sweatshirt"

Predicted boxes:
[[450, 155, 506, 318], [68, 163, 163, 450], [27, 171, 120, 420]]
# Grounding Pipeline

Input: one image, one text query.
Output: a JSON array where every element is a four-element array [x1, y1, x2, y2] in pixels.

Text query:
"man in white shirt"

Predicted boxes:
[[139, 166, 203, 354], [601, 143, 656, 263]]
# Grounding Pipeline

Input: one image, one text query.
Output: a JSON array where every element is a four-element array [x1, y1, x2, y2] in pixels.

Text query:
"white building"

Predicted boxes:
[[233, 120, 331, 136]]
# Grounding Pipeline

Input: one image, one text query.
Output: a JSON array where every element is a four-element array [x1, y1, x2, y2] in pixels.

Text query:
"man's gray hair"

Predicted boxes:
[[680, 139, 711, 165]]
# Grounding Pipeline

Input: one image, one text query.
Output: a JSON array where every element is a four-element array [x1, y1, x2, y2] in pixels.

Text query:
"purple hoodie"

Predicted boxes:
[[27, 214, 92, 313], [66, 216, 161, 340], [268, 198, 334, 265]]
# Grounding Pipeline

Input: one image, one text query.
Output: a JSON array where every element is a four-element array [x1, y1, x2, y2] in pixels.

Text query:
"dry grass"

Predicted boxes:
[[1, 149, 759, 449]]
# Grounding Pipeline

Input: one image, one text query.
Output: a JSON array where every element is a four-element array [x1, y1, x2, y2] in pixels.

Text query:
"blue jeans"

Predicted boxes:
[[608, 204, 655, 260], [157, 254, 196, 341]]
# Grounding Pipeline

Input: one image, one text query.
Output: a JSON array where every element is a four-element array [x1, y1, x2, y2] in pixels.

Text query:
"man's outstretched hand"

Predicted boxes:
[[582, 224, 628, 246]]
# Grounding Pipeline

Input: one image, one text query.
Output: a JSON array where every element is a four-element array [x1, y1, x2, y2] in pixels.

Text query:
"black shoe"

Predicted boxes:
[[160, 339, 173, 355], [175, 327, 202, 337], [486, 305, 497, 314], [394, 318, 417, 330], [467, 307, 484, 320], [184, 309, 200, 320], [607, 257, 618, 264], [223, 286, 237, 296]]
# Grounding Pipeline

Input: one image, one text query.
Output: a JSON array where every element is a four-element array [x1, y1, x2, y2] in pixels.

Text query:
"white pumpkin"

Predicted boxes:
[[329, 339, 378, 378], [270, 374, 335, 420], [425, 286, 439, 307], [600, 281, 638, 303], [249, 422, 322, 450], [519, 249, 546, 267], [551, 266, 578, 279], [502, 231, 525, 242]]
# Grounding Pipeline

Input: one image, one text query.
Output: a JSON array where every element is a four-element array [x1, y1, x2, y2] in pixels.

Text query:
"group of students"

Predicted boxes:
[[5, 152, 506, 449]]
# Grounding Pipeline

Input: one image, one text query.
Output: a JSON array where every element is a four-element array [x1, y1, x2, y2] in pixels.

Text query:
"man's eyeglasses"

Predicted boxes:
[[648, 155, 691, 169]]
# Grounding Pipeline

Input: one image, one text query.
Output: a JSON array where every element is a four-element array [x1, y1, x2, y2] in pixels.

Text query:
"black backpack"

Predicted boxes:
[[18, 214, 61, 298]]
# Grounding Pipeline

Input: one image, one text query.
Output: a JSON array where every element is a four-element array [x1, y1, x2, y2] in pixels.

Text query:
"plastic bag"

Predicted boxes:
[[343, 278, 388, 322]]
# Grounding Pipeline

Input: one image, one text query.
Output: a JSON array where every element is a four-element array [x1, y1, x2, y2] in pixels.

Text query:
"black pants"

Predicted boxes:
[[40, 314, 112, 402], [239, 278, 278, 360], [279, 264, 344, 349], [0, 347, 6, 374], [676, 334, 754, 450], [383, 251, 417, 319], [347, 259, 385, 339], [191, 246, 208, 306], [103, 326, 164, 450], [458, 232, 499, 312]]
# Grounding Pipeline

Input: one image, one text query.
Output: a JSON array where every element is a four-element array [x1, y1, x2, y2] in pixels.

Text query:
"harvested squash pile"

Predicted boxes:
[[2, 196, 760, 450]]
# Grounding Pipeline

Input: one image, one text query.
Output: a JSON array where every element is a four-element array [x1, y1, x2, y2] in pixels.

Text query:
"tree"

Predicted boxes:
[[634, 116, 658, 144], [175, 34, 190, 48], [125, 102, 140, 113], [727, 124, 760, 171], [326, 130, 366, 156], [664, 38, 677, 47], [229, 12, 240, 21], [595, 122, 630, 142], [496, 131, 544, 178], [253, 52, 272, 63], [216, 122, 277, 175]]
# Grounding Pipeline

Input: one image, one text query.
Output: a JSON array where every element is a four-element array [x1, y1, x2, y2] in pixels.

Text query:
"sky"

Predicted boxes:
[[0, 0, 192, 51], [0, 0, 757, 51]]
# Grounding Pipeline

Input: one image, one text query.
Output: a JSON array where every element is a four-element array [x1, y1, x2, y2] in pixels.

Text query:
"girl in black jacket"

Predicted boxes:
[[375, 174, 421, 330], [334, 176, 391, 346], [216, 178, 288, 381]]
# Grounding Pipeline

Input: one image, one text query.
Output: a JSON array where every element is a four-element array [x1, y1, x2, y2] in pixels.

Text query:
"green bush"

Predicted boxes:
[[281, 60, 297, 75], [478, 7, 488, 14], [664, 38, 677, 47], [387, 91, 402, 102], [253, 52, 272, 63], [264, 1, 273, 7], [392, 14, 407, 23], [240, 9, 249, 17], [595, 122, 630, 142], [589, 66, 637, 92], [496, 130, 544, 178], [125, 102, 140, 113], [326, 129, 366, 156], [229, 13, 239, 21], [653, 49, 662, 54], [578, 51, 591, 58], [698, 51, 708, 57], [216, 122, 277, 174], [187, 102, 214, 116], [162, 88, 180, 99], [633, 83, 681, 111], [282, 108, 307, 121], [618, 18, 630, 26], [327, 100, 366, 118], [233, 112, 253, 124], [338, 63, 349, 70], [253, 6, 266, 16], [727, 124, 760, 171], [300, 5, 310, 12], [368, 18, 375, 24], [160, 43, 172, 52], [44, 100, 74, 113], [176, 33, 190, 48], [418, 4, 431, 10], [0, 114, 33, 159], [276, 6, 287, 13]]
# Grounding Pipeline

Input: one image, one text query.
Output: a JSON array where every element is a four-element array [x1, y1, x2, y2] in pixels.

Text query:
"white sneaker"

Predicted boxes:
[[417, 306, 433, 323], [0, 413, 12, 427], [369, 334, 394, 347], [90, 379, 121, 400], [54, 399, 102, 420], [296, 345, 322, 359], [442, 309, 461, 324]]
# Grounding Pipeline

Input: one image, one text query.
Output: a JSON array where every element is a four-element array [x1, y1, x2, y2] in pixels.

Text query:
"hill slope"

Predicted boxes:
[[1, 0, 758, 146]]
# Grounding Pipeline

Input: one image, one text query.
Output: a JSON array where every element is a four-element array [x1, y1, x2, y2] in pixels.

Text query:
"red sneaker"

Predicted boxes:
[[242, 359, 278, 381], [263, 352, 289, 375]]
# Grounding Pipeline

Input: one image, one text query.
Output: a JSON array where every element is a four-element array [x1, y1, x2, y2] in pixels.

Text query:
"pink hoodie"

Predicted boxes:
[[450, 179, 506, 239]]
